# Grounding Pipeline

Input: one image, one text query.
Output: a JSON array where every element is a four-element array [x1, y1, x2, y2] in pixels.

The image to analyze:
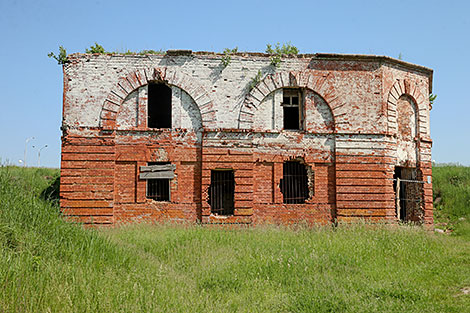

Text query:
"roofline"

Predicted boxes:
[[312, 53, 432, 73], [312, 53, 433, 93], [196, 51, 432, 75], [69, 51, 433, 92]]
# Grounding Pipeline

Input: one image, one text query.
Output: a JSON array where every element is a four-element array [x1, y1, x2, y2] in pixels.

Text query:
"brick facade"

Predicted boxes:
[[60, 51, 433, 226]]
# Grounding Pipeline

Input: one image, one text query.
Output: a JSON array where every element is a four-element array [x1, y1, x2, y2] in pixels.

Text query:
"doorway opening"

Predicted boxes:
[[393, 167, 424, 222]]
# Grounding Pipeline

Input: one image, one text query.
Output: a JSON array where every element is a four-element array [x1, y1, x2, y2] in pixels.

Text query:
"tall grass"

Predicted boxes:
[[1, 166, 469, 312], [433, 165, 470, 220], [0, 166, 132, 312], [433, 165, 470, 238]]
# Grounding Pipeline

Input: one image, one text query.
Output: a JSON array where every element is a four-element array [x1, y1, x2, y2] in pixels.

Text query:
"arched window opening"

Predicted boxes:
[[397, 94, 417, 141], [148, 83, 172, 128]]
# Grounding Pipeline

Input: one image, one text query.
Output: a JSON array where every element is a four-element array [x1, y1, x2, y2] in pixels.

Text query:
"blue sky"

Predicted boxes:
[[0, 0, 469, 168]]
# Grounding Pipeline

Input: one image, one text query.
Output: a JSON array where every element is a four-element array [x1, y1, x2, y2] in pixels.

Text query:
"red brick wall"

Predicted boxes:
[[335, 155, 396, 223], [60, 133, 432, 226], [60, 133, 115, 224]]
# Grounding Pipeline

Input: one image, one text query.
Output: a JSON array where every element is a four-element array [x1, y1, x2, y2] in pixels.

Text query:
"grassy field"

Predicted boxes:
[[0, 165, 469, 312]]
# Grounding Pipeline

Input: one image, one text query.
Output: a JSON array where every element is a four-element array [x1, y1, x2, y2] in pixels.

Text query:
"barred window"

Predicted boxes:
[[140, 162, 174, 202], [147, 179, 170, 201], [209, 170, 235, 215], [280, 161, 309, 204]]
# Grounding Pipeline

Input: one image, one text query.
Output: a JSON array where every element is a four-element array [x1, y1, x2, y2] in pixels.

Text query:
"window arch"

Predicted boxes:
[[100, 67, 216, 129], [253, 87, 334, 133], [239, 70, 338, 130], [386, 79, 428, 137], [397, 94, 418, 142]]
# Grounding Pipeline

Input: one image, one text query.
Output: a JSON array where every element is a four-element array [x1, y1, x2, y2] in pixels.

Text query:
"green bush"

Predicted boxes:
[[86, 42, 106, 54], [221, 47, 238, 67], [247, 70, 262, 90], [266, 42, 299, 67], [47, 46, 69, 64]]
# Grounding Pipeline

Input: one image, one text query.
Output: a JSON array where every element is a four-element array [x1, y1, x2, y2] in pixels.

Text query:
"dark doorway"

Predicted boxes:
[[148, 83, 172, 128], [209, 170, 235, 215], [393, 167, 423, 222]]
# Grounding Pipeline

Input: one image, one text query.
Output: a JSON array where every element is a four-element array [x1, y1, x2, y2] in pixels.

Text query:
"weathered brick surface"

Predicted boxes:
[[60, 52, 433, 226]]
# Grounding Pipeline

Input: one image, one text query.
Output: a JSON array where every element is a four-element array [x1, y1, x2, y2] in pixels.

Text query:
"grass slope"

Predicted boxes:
[[1, 166, 469, 312], [433, 165, 470, 238]]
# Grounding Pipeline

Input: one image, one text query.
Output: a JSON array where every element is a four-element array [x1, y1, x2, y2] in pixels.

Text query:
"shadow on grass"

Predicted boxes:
[[40, 175, 60, 205]]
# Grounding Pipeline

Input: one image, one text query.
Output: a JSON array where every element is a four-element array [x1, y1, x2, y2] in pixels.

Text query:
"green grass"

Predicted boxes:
[[433, 165, 470, 239], [1, 165, 469, 312]]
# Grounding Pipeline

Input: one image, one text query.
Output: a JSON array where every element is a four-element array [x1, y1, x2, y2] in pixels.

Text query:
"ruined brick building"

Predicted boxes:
[[60, 50, 433, 225]]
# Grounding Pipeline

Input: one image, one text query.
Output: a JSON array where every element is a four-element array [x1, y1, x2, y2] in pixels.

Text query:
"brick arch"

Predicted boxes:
[[386, 79, 428, 136], [100, 67, 216, 129], [238, 71, 341, 129]]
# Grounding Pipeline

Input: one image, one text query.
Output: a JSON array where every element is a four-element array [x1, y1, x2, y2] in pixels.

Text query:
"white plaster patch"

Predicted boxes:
[[116, 90, 138, 128]]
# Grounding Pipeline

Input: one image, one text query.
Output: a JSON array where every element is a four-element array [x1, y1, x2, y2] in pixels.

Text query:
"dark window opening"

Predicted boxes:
[[291, 95, 299, 105], [284, 107, 300, 129], [148, 83, 172, 128], [282, 89, 302, 130], [280, 161, 309, 204], [393, 167, 423, 222], [146, 162, 171, 201], [209, 170, 235, 215], [147, 179, 170, 201]]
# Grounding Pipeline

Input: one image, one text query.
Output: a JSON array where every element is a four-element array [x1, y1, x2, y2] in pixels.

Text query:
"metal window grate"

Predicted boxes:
[[209, 170, 235, 215], [146, 162, 171, 201], [281, 161, 309, 204], [147, 179, 170, 201], [393, 167, 424, 222]]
